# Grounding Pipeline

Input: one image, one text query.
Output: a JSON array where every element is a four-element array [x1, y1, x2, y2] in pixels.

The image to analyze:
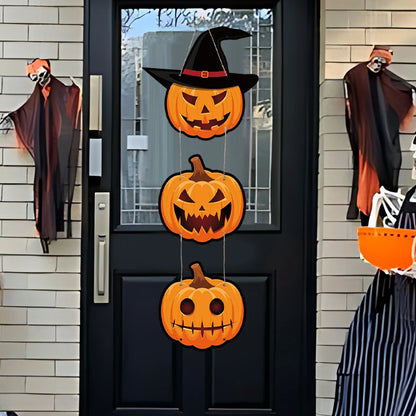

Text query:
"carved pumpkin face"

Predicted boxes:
[[165, 83, 244, 139], [160, 155, 245, 242], [161, 262, 244, 349]]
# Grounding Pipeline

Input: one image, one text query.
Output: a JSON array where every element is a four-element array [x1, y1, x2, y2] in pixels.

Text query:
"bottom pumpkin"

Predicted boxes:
[[160, 262, 244, 349]]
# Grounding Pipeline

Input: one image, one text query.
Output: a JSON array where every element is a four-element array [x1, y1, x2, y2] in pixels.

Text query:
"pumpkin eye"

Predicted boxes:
[[209, 189, 225, 203], [180, 298, 195, 315], [178, 190, 194, 203], [182, 92, 197, 105], [210, 298, 224, 315], [212, 91, 227, 104]]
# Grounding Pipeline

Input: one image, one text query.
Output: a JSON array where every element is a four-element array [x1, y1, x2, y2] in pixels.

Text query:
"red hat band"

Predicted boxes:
[[182, 69, 228, 79]]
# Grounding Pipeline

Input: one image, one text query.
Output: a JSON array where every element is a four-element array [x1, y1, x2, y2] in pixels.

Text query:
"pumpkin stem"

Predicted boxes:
[[189, 155, 213, 182], [189, 262, 214, 289]]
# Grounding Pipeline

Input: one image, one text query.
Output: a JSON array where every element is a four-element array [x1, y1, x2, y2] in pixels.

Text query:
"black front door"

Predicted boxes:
[[81, 1, 318, 415]]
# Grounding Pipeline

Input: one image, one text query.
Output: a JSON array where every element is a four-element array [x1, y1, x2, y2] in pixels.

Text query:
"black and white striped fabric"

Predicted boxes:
[[333, 186, 416, 416], [333, 271, 416, 416]]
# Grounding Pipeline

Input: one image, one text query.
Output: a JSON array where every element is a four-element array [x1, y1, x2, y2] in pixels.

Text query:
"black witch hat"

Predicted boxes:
[[144, 27, 259, 92]]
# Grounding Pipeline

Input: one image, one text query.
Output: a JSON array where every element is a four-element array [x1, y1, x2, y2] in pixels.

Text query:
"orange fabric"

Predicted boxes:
[[357, 153, 380, 216], [41, 85, 51, 102], [358, 228, 416, 270], [26, 59, 50, 75], [369, 49, 393, 65], [14, 130, 26, 152]]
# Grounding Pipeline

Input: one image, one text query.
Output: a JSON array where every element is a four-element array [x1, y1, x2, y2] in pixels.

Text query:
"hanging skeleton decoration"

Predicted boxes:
[[144, 27, 259, 139], [344, 46, 415, 223], [7, 59, 81, 253]]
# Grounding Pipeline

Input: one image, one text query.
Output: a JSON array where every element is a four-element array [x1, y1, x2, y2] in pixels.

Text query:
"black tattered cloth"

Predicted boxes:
[[9, 76, 81, 253]]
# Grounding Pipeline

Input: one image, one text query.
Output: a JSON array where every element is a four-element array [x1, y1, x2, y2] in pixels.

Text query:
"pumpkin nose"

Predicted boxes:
[[199, 205, 205, 211], [201, 105, 209, 114]]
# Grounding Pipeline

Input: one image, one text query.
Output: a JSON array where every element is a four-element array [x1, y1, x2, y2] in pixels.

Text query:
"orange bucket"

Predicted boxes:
[[357, 227, 416, 271]]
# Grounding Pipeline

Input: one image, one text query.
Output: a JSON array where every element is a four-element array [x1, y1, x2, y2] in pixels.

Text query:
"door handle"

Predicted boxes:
[[94, 193, 110, 303], [97, 237, 106, 295]]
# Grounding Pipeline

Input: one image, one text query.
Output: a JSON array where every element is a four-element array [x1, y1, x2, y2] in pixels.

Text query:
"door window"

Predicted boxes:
[[120, 8, 274, 226]]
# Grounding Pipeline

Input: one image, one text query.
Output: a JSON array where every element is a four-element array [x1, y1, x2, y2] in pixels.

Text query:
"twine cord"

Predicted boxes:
[[179, 28, 198, 76], [180, 232, 183, 285], [180, 18, 228, 76], [223, 127, 227, 180], [179, 127, 182, 180], [222, 125, 227, 284], [177, 17, 231, 288], [203, 16, 228, 75], [223, 232, 226, 285]]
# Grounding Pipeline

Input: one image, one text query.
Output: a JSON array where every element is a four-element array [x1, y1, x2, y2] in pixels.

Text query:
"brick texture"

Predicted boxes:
[[0, 1, 83, 414], [4, 6, 59, 23], [318, 0, 416, 415]]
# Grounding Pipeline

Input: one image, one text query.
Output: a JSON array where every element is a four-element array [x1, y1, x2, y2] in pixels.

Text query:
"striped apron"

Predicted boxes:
[[333, 186, 416, 416]]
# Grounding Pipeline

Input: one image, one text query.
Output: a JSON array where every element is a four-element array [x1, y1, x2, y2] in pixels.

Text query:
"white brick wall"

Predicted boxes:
[[318, 1, 416, 415], [0, 1, 82, 415]]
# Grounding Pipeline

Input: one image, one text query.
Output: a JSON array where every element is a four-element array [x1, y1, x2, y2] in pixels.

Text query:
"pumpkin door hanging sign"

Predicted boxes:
[[153, 25, 255, 349], [144, 26, 259, 140], [159, 154, 245, 243], [161, 262, 244, 349]]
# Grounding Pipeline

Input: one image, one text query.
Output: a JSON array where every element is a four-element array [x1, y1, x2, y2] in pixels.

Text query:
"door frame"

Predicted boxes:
[[80, 0, 319, 414]]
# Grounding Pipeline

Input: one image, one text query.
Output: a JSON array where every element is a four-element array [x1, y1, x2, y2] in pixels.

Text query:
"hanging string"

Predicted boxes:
[[180, 232, 183, 285], [203, 16, 228, 76], [223, 127, 227, 180], [222, 125, 228, 285], [177, 16, 230, 288], [180, 16, 228, 76], [178, 127, 183, 283], [179, 127, 182, 180], [223, 232, 226, 286], [179, 27, 198, 76]]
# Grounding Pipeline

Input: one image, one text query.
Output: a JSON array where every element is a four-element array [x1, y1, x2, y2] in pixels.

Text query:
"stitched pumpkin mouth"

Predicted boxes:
[[172, 319, 233, 336], [174, 203, 232, 233], [182, 112, 230, 130]]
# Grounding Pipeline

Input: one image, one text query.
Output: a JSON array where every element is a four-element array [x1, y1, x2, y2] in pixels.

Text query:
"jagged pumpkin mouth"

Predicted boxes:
[[174, 203, 232, 233], [182, 112, 230, 130], [172, 319, 233, 336]]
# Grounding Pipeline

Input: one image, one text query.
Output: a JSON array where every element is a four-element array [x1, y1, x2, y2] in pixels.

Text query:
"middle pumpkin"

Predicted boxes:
[[160, 155, 245, 243]]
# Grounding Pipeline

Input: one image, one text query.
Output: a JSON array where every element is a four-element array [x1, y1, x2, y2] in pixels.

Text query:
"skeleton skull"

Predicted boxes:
[[367, 56, 387, 73], [28, 66, 51, 87]]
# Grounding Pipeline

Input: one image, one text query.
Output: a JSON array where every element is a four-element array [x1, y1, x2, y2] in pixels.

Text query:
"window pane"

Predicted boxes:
[[120, 8, 274, 226]]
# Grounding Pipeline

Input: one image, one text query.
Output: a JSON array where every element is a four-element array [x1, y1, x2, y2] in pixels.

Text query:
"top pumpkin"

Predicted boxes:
[[144, 27, 259, 139], [166, 84, 243, 139]]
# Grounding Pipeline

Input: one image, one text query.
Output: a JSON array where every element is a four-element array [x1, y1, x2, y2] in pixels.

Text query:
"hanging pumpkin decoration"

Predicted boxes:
[[159, 155, 245, 242], [161, 262, 244, 349], [165, 84, 243, 139], [144, 26, 258, 139]]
